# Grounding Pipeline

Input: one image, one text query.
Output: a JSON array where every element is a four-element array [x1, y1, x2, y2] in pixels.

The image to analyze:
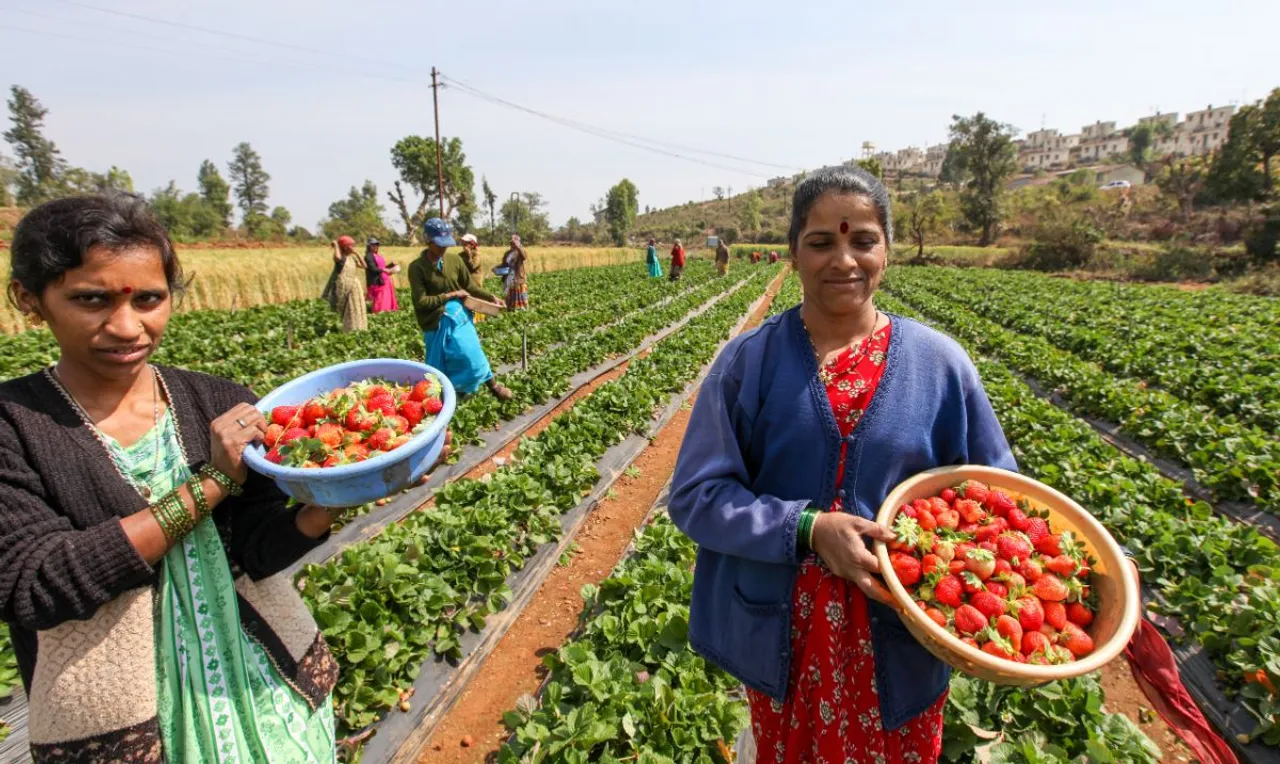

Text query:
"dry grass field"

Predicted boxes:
[[0, 245, 647, 334]]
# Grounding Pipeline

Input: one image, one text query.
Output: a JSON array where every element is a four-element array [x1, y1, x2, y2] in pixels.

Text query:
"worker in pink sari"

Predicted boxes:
[[365, 237, 399, 314]]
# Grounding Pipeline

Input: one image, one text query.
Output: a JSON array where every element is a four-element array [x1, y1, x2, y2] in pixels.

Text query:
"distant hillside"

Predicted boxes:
[[633, 183, 795, 244]]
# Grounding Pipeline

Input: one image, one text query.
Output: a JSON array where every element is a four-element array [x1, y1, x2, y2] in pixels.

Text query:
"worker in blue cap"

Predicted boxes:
[[408, 217, 513, 400]]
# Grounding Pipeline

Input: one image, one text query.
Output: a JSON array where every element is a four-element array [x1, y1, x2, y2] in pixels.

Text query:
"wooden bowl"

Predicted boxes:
[[464, 296, 505, 317], [873, 465, 1140, 687]]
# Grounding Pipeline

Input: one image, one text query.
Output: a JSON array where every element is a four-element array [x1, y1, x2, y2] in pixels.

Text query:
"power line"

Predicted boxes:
[[441, 73, 801, 174]]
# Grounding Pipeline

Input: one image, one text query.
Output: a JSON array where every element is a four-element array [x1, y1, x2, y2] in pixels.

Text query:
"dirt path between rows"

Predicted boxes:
[[416, 279, 782, 763]]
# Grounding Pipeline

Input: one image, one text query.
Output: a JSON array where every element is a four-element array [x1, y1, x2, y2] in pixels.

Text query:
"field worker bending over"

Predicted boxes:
[[409, 217, 513, 401], [325, 234, 367, 332]]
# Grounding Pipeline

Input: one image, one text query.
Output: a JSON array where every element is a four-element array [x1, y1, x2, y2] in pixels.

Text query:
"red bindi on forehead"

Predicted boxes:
[[840, 221, 849, 234], [121, 286, 133, 295]]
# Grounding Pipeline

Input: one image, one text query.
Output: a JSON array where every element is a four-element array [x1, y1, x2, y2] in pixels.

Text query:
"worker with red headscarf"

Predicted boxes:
[[322, 235, 368, 332]]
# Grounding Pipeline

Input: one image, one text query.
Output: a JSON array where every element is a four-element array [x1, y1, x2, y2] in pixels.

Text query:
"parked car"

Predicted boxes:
[[1099, 180, 1132, 190]]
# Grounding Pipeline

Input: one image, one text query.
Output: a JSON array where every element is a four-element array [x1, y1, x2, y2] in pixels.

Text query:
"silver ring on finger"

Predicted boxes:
[[236, 418, 248, 428]]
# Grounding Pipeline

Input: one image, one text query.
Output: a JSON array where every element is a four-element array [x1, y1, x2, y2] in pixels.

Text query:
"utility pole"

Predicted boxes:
[[431, 67, 445, 218]]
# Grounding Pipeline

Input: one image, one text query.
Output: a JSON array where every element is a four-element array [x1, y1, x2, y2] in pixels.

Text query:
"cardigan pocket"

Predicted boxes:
[[869, 604, 951, 730], [727, 585, 791, 695]]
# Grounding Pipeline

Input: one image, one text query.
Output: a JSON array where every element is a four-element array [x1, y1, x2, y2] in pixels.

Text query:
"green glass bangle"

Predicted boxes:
[[151, 491, 189, 543], [189, 475, 210, 521], [200, 464, 243, 497]]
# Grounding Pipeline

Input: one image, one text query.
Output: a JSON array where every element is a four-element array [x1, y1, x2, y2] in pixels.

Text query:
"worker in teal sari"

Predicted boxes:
[[645, 238, 664, 278]]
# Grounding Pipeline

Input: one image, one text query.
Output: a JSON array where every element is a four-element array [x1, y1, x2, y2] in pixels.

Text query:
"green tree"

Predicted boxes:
[[197, 159, 233, 227], [4, 86, 66, 205], [500, 192, 551, 244], [938, 142, 967, 184], [148, 182, 223, 240], [388, 136, 476, 242], [481, 176, 498, 243], [947, 112, 1018, 245], [738, 189, 763, 234], [604, 178, 639, 245], [1155, 154, 1209, 222], [1127, 124, 1154, 169], [321, 180, 392, 242], [0, 152, 17, 206], [855, 157, 883, 179], [227, 142, 270, 228], [62, 166, 134, 194], [896, 190, 953, 256]]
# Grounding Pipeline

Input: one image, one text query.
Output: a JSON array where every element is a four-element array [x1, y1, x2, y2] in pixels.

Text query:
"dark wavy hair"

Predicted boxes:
[[787, 166, 894, 251], [7, 193, 186, 306]]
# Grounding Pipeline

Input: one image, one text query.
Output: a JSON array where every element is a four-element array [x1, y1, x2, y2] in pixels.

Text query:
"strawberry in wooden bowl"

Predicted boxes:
[[873, 465, 1139, 687]]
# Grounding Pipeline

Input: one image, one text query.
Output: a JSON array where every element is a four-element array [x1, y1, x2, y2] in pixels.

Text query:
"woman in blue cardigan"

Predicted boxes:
[[669, 166, 1017, 762]]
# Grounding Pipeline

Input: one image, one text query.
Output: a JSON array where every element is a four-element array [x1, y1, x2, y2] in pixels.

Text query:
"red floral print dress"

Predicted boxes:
[[746, 323, 947, 763]]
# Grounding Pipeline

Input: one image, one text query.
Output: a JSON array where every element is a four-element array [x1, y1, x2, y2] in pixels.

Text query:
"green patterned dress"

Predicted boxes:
[[101, 410, 336, 763]]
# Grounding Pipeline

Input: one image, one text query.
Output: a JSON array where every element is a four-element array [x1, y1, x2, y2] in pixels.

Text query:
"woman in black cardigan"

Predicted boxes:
[[1, 194, 351, 762]]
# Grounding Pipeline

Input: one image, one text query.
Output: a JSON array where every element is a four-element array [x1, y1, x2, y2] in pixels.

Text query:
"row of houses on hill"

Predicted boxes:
[[761, 102, 1239, 187]]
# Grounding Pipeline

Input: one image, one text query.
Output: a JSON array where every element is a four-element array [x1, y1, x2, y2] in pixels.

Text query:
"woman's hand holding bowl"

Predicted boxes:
[[811, 512, 900, 609]]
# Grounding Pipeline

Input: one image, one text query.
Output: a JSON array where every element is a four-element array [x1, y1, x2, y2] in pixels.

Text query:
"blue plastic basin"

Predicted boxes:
[[242, 359, 456, 507]]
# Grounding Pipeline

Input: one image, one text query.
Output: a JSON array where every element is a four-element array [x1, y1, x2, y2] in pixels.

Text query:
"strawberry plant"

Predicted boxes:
[[885, 269, 1280, 516], [0, 623, 16, 700]]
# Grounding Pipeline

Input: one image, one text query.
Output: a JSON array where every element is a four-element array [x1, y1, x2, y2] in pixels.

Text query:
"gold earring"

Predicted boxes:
[[26, 312, 43, 328]]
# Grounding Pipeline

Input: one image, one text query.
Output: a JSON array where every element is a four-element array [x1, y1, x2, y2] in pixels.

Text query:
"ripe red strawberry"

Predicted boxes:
[[345, 408, 376, 433], [1035, 533, 1062, 557], [924, 608, 947, 628], [399, 400, 425, 428], [1066, 602, 1095, 627], [934, 575, 964, 608], [409, 380, 432, 402], [986, 581, 1009, 599], [996, 532, 1032, 564], [966, 548, 996, 580], [1024, 517, 1050, 544], [1044, 555, 1078, 578], [916, 509, 937, 532], [993, 559, 1013, 580], [995, 614, 1023, 653], [270, 405, 300, 427], [367, 427, 395, 451], [961, 637, 980, 649], [957, 480, 990, 504], [889, 552, 922, 586], [265, 446, 284, 464], [1019, 557, 1044, 582], [1021, 630, 1051, 656], [385, 415, 410, 435], [948, 559, 967, 575], [940, 488, 957, 504], [279, 427, 308, 445], [911, 499, 931, 515], [1076, 564, 1092, 580], [928, 496, 950, 515], [982, 638, 1017, 660], [921, 554, 944, 577], [1060, 622, 1094, 657], [984, 489, 1017, 517], [1033, 573, 1069, 602], [301, 401, 328, 427], [955, 541, 975, 558], [1007, 507, 1032, 533], [1014, 597, 1044, 632], [961, 572, 986, 595], [971, 590, 1007, 619], [954, 604, 987, 636], [370, 398, 397, 418], [265, 424, 284, 448], [321, 455, 341, 468], [343, 442, 370, 461], [424, 397, 444, 416], [960, 522, 980, 536], [364, 385, 391, 402], [314, 423, 344, 449], [1043, 601, 1068, 630], [955, 499, 986, 524]]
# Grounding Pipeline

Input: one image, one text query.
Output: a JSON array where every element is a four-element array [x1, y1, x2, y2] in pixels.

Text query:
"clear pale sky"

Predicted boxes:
[[1, 0, 1277, 231]]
